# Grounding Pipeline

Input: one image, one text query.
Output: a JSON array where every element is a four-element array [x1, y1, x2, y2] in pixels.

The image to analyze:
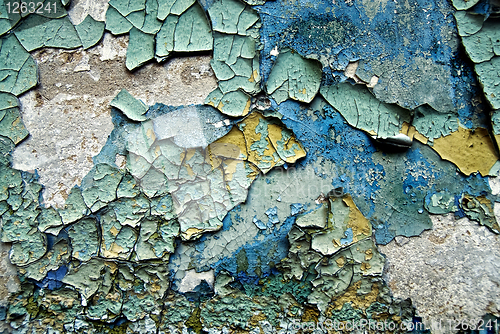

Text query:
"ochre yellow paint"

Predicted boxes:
[[431, 126, 498, 176]]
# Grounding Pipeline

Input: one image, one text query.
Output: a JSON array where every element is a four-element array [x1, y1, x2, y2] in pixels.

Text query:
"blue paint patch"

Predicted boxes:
[[290, 203, 305, 216], [253, 215, 266, 230], [34, 266, 68, 290], [340, 228, 353, 246]]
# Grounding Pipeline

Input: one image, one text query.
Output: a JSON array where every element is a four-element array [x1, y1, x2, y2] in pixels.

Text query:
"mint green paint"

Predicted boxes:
[[75, 15, 105, 49], [425, 192, 458, 214], [454, 10, 483, 37], [267, 49, 322, 105], [451, 0, 480, 10], [155, 15, 177, 59], [109, 0, 146, 17], [412, 104, 459, 140], [37, 207, 63, 233], [140, 0, 162, 34], [68, 218, 100, 262], [462, 21, 500, 63], [0, 108, 29, 144], [321, 83, 411, 138], [81, 164, 123, 212], [475, 57, 500, 109], [57, 186, 88, 225], [105, 6, 133, 35], [173, 4, 212, 52], [21, 239, 70, 281], [110, 89, 148, 121], [126, 28, 155, 70], [157, 0, 194, 20], [0, 35, 38, 96], [14, 16, 82, 51]]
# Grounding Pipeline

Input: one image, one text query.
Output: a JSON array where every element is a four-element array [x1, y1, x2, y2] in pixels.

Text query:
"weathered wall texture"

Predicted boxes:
[[1, 0, 500, 332]]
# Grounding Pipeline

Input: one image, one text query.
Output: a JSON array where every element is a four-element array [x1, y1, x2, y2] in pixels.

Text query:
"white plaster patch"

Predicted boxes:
[[178, 269, 215, 293], [380, 214, 500, 333]]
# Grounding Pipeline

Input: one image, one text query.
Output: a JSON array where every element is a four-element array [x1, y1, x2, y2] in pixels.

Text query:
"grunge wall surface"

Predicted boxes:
[[1, 0, 500, 332]]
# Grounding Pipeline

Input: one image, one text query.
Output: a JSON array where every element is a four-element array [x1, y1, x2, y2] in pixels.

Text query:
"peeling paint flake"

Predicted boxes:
[[14, 16, 82, 51], [205, 0, 260, 117], [475, 56, 500, 109], [267, 49, 322, 104], [321, 82, 411, 139], [280, 192, 384, 312], [0, 35, 38, 96], [126, 27, 155, 70], [430, 126, 498, 176], [110, 88, 148, 121], [75, 15, 105, 49]]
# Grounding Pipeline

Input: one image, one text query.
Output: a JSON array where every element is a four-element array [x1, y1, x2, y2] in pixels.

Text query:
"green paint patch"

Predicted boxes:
[[75, 15, 105, 49], [14, 16, 81, 51], [157, 0, 194, 20], [321, 83, 411, 138], [0, 35, 38, 96], [462, 21, 500, 63], [267, 49, 322, 105], [67, 218, 100, 261], [155, 3, 212, 59], [425, 192, 458, 215], [280, 193, 385, 311], [208, 0, 258, 36], [126, 27, 155, 70], [105, 6, 133, 35], [0, 107, 29, 144], [475, 56, 500, 109], [110, 89, 148, 121], [452, 0, 480, 10], [20, 239, 70, 281], [205, 0, 260, 116], [57, 185, 88, 224], [412, 104, 459, 141]]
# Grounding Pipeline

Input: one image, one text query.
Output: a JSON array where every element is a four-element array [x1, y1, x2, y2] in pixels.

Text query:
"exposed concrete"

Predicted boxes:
[[380, 213, 500, 332], [12, 35, 216, 208]]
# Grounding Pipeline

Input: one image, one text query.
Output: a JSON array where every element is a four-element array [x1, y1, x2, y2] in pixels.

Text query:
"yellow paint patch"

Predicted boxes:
[[242, 98, 251, 117], [248, 69, 259, 83], [343, 195, 372, 240], [360, 262, 371, 272], [182, 227, 204, 240], [401, 122, 428, 144], [335, 256, 346, 268], [209, 127, 247, 161], [365, 249, 373, 261], [327, 281, 380, 312], [101, 242, 124, 258], [109, 226, 119, 236], [431, 126, 498, 176]]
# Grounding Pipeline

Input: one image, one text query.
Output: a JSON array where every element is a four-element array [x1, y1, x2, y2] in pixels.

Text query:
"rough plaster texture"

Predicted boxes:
[[12, 37, 216, 208], [1, 0, 500, 330], [380, 213, 500, 331]]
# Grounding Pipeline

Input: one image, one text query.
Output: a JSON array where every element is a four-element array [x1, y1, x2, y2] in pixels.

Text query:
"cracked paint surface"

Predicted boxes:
[[1, 0, 500, 332]]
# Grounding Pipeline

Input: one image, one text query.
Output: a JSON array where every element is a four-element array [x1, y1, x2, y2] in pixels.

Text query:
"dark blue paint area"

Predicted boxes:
[[257, 0, 455, 79], [278, 98, 382, 216], [208, 216, 297, 277], [256, 0, 488, 128], [182, 280, 214, 303], [34, 266, 67, 290], [450, 51, 490, 129], [0, 305, 6, 321]]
